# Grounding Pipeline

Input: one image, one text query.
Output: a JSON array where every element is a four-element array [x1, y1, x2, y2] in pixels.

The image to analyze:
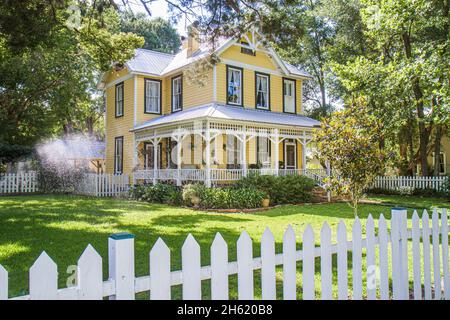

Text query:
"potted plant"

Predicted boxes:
[[261, 196, 270, 208]]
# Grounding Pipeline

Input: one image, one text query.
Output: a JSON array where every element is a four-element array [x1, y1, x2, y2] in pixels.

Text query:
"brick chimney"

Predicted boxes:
[[186, 23, 200, 57]]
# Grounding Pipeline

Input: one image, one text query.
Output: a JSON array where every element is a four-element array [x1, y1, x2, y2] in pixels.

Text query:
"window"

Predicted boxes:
[[255, 73, 270, 110], [227, 66, 243, 106], [171, 76, 182, 112], [226, 136, 242, 169], [257, 137, 271, 165], [115, 82, 124, 117], [240, 41, 255, 56], [283, 78, 296, 113], [114, 137, 123, 174], [145, 79, 161, 114], [432, 152, 446, 175]]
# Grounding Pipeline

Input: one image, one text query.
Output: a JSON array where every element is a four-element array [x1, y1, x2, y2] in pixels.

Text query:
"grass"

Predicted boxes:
[[0, 194, 448, 299]]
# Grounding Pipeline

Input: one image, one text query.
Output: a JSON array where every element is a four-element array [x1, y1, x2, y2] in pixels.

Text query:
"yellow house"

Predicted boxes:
[[98, 29, 321, 186]]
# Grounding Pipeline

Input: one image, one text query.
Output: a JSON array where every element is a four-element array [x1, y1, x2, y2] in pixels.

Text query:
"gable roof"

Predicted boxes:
[[99, 34, 311, 88], [132, 103, 320, 132]]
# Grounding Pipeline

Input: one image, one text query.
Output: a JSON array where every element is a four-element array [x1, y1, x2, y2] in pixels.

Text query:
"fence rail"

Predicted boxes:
[[370, 176, 448, 192], [2, 208, 448, 300], [0, 172, 38, 194]]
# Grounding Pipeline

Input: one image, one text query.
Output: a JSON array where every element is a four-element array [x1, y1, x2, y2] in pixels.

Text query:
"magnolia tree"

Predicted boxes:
[[314, 106, 387, 216]]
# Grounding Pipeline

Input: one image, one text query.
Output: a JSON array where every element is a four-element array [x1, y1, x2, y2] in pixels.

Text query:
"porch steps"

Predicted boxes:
[[311, 187, 330, 202]]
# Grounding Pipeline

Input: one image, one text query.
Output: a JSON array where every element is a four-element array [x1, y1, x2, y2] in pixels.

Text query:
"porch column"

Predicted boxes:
[[241, 133, 247, 177], [153, 138, 158, 185], [176, 136, 182, 186], [205, 123, 211, 187], [302, 131, 307, 172], [132, 138, 139, 185], [273, 129, 279, 176]]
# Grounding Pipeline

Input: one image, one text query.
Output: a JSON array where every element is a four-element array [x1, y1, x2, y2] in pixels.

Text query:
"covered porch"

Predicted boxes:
[[131, 104, 324, 186]]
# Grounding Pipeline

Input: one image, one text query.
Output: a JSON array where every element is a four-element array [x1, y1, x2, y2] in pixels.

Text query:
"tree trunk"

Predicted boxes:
[[433, 125, 443, 176], [402, 32, 430, 176]]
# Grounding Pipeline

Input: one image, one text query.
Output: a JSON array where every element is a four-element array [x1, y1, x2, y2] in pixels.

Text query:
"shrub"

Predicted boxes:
[[130, 183, 182, 205], [182, 183, 204, 205], [198, 187, 267, 209], [412, 187, 440, 197], [236, 174, 315, 204]]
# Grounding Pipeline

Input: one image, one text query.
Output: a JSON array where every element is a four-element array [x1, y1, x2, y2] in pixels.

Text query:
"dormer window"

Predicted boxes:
[[240, 41, 255, 56], [255, 72, 270, 110], [227, 66, 243, 106]]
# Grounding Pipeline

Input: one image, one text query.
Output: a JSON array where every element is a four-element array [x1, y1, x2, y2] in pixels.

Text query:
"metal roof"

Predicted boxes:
[[126, 49, 175, 75], [123, 38, 311, 78], [132, 104, 321, 131]]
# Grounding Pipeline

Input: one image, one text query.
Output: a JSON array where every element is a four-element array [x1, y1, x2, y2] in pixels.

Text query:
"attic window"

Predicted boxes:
[[240, 41, 255, 56]]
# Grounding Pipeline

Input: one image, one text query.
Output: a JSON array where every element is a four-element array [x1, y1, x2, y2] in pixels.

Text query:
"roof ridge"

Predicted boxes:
[[136, 48, 176, 57]]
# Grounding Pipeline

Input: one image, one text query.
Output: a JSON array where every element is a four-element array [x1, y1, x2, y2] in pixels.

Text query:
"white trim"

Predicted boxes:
[[220, 59, 309, 80], [284, 140, 297, 169], [133, 75, 137, 126], [104, 73, 134, 90], [213, 65, 217, 102]]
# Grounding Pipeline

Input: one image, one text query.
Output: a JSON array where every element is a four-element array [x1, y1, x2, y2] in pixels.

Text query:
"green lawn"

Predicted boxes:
[[0, 194, 448, 299]]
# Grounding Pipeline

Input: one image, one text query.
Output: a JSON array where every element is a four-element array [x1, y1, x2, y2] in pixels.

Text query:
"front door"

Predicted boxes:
[[284, 141, 297, 169]]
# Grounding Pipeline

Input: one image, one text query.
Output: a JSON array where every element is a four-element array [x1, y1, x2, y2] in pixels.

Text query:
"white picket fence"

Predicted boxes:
[[1, 208, 448, 300], [76, 173, 130, 197], [370, 176, 448, 192], [0, 172, 38, 194]]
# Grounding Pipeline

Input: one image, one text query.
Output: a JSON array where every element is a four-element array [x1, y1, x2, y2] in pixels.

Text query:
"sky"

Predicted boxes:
[[127, 0, 188, 36]]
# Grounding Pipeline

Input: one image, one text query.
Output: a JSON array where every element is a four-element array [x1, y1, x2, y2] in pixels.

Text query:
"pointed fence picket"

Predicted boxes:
[[2, 207, 449, 300], [352, 218, 362, 300], [261, 228, 276, 300], [422, 211, 432, 300], [182, 234, 201, 300], [337, 221, 348, 300], [211, 233, 228, 300], [302, 225, 315, 300], [150, 238, 171, 300], [237, 231, 254, 300], [282, 226, 296, 300]]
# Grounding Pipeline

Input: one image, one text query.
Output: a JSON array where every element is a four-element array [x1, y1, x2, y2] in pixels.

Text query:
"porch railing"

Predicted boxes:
[[134, 168, 328, 185]]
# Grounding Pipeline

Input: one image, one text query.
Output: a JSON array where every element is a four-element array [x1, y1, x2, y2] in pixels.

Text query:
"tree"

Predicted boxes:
[[0, 2, 144, 165], [314, 104, 388, 216], [120, 12, 180, 54], [331, 0, 449, 176]]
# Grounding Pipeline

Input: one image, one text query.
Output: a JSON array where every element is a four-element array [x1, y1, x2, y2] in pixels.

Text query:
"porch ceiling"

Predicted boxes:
[[131, 103, 321, 132]]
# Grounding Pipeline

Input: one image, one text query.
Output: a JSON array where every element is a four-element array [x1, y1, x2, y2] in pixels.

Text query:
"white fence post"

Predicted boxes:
[[282, 226, 296, 300], [378, 214, 389, 300], [411, 211, 422, 300], [365, 215, 376, 300], [422, 210, 432, 300], [0, 265, 7, 300], [108, 233, 135, 300]]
